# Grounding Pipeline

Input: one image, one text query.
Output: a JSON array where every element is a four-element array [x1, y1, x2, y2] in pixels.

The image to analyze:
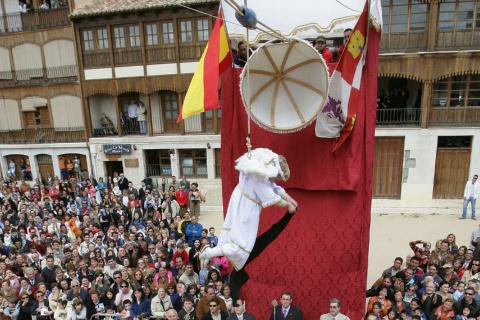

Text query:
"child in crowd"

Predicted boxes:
[[179, 296, 195, 320], [207, 227, 218, 247], [456, 305, 474, 320], [116, 300, 131, 320], [105, 305, 120, 320], [454, 281, 466, 302], [3, 299, 20, 320], [54, 299, 71, 320], [72, 298, 87, 320]]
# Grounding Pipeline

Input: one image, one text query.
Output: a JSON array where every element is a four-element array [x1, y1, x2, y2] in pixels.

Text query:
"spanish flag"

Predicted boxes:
[[177, 10, 232, 123]]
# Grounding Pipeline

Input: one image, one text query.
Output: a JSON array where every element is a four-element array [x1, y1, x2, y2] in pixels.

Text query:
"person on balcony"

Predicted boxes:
[[58, 156, 67, 181], [25, 159, 32, 180], [137, 101, 147, 135], [7, 160, 16, 178], [74, 155, 81, 181], [128, 100, 138, 134], [20, 159, 28, 180], [19, 1, 27, 13], [101, 113, 115, 135], [38, 1, 49, 11]]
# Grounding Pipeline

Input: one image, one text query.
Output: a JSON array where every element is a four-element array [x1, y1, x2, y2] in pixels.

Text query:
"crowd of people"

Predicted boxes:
[[0, 172, 246, 320], [366, 230, 480, 320]]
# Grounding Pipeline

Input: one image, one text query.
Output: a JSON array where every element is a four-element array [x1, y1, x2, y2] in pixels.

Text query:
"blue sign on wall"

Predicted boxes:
[[103, 144, 132, 155]]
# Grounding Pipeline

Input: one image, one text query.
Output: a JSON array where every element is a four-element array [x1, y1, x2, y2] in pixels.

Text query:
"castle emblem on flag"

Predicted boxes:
[[348, 30, 365, 59]]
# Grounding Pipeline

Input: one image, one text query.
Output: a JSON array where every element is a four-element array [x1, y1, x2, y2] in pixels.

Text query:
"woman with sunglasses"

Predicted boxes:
[[18, 292, 34, 320], [31, 290, 54, 320], [130, 270, 145, 291], [114, 280, 133, 307], [462, 258, 480, 283]]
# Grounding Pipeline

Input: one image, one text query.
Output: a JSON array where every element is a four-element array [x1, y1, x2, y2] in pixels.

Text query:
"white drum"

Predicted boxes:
[[240, 38, 329, 133]]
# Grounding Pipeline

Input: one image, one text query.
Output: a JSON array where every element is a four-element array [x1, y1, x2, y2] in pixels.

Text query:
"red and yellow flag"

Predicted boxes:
[[177, 10, 232, 123]]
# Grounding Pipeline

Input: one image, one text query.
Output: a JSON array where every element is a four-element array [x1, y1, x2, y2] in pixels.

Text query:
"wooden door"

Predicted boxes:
[[36, 154, 54, 180], [433, 148, 471, 199], [372, 137, 404, 199]]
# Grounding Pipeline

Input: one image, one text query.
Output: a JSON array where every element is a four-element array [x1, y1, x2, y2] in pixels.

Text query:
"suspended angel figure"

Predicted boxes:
[[200, 148, 298, 279]]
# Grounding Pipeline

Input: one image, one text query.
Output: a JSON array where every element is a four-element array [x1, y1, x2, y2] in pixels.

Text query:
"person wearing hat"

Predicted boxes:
[[315, 35, 333, 63]]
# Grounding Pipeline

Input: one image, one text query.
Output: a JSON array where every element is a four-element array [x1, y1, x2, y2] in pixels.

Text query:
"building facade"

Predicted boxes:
[[372, 0, 480, 211], [0, 0, 91, 182]]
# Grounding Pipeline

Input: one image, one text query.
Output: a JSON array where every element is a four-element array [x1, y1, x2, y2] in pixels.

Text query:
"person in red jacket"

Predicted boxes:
[[315, 35, 333, 63], [175, 185, 188, 212]]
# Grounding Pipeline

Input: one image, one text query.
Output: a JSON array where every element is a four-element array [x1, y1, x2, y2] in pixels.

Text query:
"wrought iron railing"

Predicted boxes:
[[0, 127, 86, 144], [0, 7, 70, 33], [145, 164, 172, 177], [180, 165, 207, 178], [376, 108, 421, 125], [92, 118, 118, 137], [0, 65, 77, 87]]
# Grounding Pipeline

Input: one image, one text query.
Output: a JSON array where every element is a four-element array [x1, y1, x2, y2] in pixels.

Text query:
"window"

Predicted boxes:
[[146, 24, 158, 45], [432, 74, 480, 108], [180, 149, 207, 177], [145, 149, 171, 176], [129, 25, 141, 47], [162, 22, 175, 44], [97, 28, 108, 49], [439, 0, 478, 30], [164, 93, 178, 121], [83, 30, 94, 51], [114, 27, 125, 48], [382, 0, 427, 33], [197, 19, 209, 41], [180, 21, 193, 42]]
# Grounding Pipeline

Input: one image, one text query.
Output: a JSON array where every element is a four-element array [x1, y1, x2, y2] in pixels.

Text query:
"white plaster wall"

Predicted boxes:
[[179, 62, 198, 74], [114, 66, 144, 78], [146, 64, 177, 76], [84, 68, 113, 80]]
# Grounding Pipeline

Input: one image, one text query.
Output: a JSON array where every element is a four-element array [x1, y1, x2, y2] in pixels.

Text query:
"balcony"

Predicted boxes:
[[380, 31, 427, 53], [179, 43, 207, 61], [113, 48, 143, 65], [146, 46, 177, 63], [83, 52, 111, 68], [376, 108, 421, 126], [429, 107, 480, 126], [0, 127, 86, 144], [0, 65, 77, 88], [0, 7, 70, 34], [436, 29, 480, 50]]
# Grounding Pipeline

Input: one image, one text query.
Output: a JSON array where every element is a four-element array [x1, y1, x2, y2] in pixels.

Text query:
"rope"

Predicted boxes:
[[244, 0, 252, 158]]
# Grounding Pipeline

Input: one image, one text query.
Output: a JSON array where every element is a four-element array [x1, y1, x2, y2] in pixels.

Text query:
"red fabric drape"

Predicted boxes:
[[220, 27, 380, 319]]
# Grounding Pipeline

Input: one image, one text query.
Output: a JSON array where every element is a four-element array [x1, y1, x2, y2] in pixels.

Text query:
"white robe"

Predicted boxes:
[[217, 172, 285, 270]]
